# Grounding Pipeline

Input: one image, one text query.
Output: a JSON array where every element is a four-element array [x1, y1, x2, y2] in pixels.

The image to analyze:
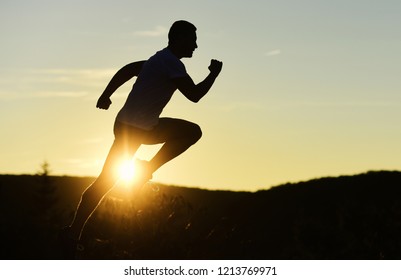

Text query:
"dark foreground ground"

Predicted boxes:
[[1, 170, 401, 259]]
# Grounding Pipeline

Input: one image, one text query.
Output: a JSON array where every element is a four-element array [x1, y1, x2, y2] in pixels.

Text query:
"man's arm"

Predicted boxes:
[[96, 60, 146, 110], [173, 59, 223, 103]]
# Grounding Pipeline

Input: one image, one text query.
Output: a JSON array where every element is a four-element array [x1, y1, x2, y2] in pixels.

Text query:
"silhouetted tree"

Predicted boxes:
[[29, 161, 63, 258], [35, 160, 58, 218]]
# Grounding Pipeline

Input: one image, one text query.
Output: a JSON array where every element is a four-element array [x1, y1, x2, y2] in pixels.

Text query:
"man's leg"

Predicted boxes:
[[69, 137, 141, 240], [67, 118, 201, 239], [144, 118, 202, 173]]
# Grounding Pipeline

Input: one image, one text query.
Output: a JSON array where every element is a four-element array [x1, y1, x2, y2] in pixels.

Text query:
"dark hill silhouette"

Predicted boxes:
[[1, 170, 401, 259]]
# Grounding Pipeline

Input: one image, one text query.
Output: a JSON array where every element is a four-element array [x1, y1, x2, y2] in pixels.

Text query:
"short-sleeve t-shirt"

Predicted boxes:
[[116, 48, 188, 130]]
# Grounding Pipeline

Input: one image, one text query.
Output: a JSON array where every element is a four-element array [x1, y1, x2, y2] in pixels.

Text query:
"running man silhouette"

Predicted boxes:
[[60, 20, 222, 257]]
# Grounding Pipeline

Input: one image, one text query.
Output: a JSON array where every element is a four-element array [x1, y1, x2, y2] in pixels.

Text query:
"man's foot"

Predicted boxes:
[[58, 227, 84, 259]]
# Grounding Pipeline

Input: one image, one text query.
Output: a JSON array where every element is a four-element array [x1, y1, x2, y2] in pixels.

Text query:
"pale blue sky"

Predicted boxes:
[[1, 0, 401, 190]]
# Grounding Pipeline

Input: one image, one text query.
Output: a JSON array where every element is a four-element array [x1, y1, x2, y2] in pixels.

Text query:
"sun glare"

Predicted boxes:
[[118, 159, 137, 184]]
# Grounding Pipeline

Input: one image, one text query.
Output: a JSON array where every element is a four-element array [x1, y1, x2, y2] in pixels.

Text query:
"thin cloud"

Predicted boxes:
[[60, 158, 102, 170], [220, 102, 262, 112], [33, 91, 89, 98], [83, 137, 104, 144], [264, 49, 282, 57], [0, 68, 116, 100], [296, 101, 401, 108], [134, 25, 167, 37], [32, 68, 116, 81], [0, 90, 90, 100]]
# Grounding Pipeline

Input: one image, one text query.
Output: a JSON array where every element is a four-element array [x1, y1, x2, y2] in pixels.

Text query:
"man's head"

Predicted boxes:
[[168, 20, 198, 58]]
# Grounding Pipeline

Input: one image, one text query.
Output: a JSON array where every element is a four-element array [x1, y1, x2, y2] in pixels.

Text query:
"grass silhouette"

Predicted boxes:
[[1, 170, 401, 259]]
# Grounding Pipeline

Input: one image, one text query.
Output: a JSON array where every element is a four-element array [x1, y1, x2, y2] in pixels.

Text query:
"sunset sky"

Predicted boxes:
[[1, 0, 401, 191]]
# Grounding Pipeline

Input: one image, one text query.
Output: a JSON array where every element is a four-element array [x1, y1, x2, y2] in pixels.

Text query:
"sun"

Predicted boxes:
[[118, 159, 137, 184], [116, 158, 153, 189]]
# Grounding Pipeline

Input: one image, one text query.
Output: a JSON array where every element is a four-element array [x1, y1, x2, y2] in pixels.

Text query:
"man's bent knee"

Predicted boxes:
[[189, 123, 202, 144]]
